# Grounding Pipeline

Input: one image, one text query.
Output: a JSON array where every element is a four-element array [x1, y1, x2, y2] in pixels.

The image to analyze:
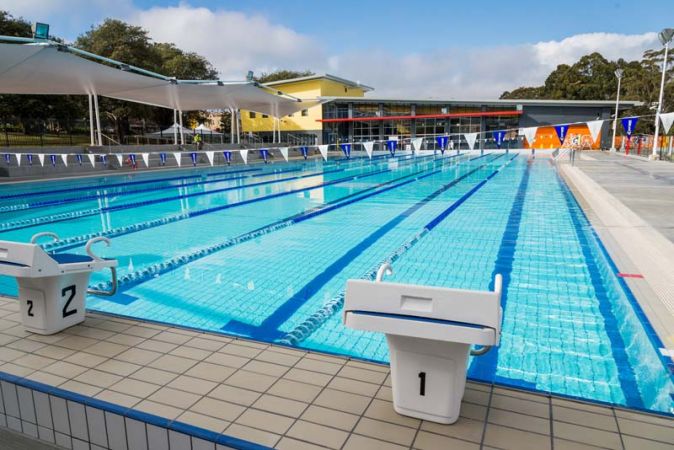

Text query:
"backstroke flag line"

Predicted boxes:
[[279, 147, 289, 162], [621, 117, 638, 155], [173, 152, 181, 167], [492, 131, 506, 148], [318, 145, 329, 161], [660, 112, 674, 134], [88, 154, 96, 167], [411, 138, 423, 153], [240, 149, 248, 164], [464, 132, 478, 150], [205, 151, 214, 166], [340, 143, 351, 159], [115, 154, 124, 167], [554, 124, 569, 146], [142, 153, 150, 167], [38, 154, 45, 167], [363, 142, 374, 159], [586, 120, 604, 144], [521, 127, 538, 146], [61, 154, 68, 167]]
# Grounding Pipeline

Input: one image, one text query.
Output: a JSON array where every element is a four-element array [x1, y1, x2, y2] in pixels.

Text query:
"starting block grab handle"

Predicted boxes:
[[86, 266, 117, 297]]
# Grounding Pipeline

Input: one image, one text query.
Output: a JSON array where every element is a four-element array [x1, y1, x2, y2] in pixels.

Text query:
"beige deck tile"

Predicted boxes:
[[115, 347, 163, 365], [414, 431, 481, 450], [275, 437, 327, 450], [364, 399, 421, 428], [123, 325, 162, 338], [490, 393, 550, 418], [232, 339, 268, 350], [224, 423, 280, 448], [59, 380, 103, 397], [553, 438, 608, 450], [219, 343, 263, 359], [225, 370, 277, 393], [300, 405, 360, 431], [33, 345, 76, 360], [483, 423, 551, 450], [96, 359, 141, 377], [52, 335, 98, 350], [136, 339, 179, 353], [184, 362, 236, 383], [176, 411, 229, 434], [383, 373, 391, 387], [553, 421, 622, 449], [66, 325, 115, 340], [135, 399, 182, 420], [286, 420, 350, 449], [90, 320, 132, 333], [109, 377, 161, 398], [0, 347, 27, 362], [283, 368, 333, 387], [204, 351, 250, 369], [184, 337, 227, 352], [617, 417, 674, 444], [168, 374, 218, 396], [622, 435, 674, 450], [251, 394, 308, 418], [24, 371, 67, 386], [265, 345, 305, 357], [420, 417, 484, 444], [338, 365, 388, 385], [303, 352, 345, 365], [493, 387, 549, 404], [235, 409, 294, 434], [208, 384, 261, 407], [267, 378, 322, 403], [74, 369, 123, 388], [466, 381, 492, 393], [460, 402, 488, 421], [42, 360, 88, 378], [94, 390, 142, 408], [153, 330, 194, 345], [614, 409, 674, 427], [169, 345, 212, 361], [0, 333, 18, 346], [241, 360, 289, 377], [354, 417, 417, 447], [191, 397, 246, 422], [375, 385, 393, 402], [7, 338, 47, 352], [552, 397, 614, 416], [294, 357, 342, 375], [344, 434, 409, 450], [13, 353, 57, 370], [0, 362, 34, 377], [488, 408, 550, 435], [345, 359, 389, 373], [328, 376, 380, 397], [129, 366, 179, 385], [463, 387, 491, 406], [147, 354, 197, 373], [254, 349, 302, 367], [105, 333, 146, 346], [63, 351, 108, 368], [313, 388, 371, 415], [553, 405, 618, 431], [148, 386, 201, 409]]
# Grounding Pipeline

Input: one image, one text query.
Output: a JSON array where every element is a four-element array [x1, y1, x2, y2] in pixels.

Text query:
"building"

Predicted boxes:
[[240, 74, 639, 149]]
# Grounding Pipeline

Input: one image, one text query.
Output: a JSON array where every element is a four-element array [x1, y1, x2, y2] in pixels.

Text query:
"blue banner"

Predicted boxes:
[[621, 117, 638, 138], [4, 154, 10, 164], [76, 154, 83, 165], [340, 143, 351, 159], [260, 149, 269, 162], [49, 155, 57, 167], [129, 154, 136, 166], [160, 153, 167, 165], [554, 125, 569, 146], [190, 152, 198, 166], [101, 155, 107, 165], [386, 140, 398, 156], [223, 151, 232, 164], [300, 146, 309, 159], [492, 131, 506, 148], [27, 154, 33, 166], [436, 136, 448, 153]]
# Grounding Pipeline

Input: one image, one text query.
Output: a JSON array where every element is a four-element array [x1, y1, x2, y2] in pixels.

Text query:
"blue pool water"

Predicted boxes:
[[1, 152, 672, 415]]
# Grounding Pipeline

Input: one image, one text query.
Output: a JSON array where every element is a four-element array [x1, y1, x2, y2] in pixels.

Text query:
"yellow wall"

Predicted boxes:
[[240, 78, 367, 133]]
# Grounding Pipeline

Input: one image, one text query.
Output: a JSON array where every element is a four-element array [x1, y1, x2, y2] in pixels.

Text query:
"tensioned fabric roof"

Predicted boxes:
[[0, 43, 318, 117]]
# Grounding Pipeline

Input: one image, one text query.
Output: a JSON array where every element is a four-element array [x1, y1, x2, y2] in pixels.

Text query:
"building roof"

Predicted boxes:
[[263, 74, 374, 92], [320, 96, 641, 108]]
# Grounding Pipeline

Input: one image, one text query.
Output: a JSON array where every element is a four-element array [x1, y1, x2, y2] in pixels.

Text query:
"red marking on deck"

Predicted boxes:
[[617, 273, 644, 279]]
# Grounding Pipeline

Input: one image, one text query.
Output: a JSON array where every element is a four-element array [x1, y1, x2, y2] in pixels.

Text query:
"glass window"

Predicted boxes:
[[262, 114, 268, 118], [249, 112, 256, 119], [301, 109, 308, 116]]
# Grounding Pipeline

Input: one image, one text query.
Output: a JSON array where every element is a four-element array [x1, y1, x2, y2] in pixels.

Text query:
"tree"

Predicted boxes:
[[500, 86, 545, 99], [255, 70, 315, 83], [0, 10, 31, 37]]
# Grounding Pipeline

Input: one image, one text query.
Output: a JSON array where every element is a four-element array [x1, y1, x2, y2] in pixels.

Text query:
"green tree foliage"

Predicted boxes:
[[255, 70, 315, 83], [0, 10, 31, 37]]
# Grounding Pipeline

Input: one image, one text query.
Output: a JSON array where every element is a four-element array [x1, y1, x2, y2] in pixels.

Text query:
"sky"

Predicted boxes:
[[1, 0, 671, 99]]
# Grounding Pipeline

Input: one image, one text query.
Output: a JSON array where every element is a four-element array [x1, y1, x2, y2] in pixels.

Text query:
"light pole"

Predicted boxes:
[[611, 68, 623, 152], [652, 28, 674, 159]]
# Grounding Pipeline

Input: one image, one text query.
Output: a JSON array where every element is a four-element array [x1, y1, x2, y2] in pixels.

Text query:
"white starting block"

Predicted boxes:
[[343, 264, 502, 424], [0, 233, 118, 335]]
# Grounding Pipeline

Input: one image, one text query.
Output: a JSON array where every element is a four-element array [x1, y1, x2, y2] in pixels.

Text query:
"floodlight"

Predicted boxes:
[[614, 68, 623, 78], [246, 71, 254, 82], [32, 22, 50, 40], [658, 28, 674, 45]]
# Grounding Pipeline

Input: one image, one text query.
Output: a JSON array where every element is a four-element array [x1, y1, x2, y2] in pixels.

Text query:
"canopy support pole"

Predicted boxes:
[[178, 110, 185, 145], [93, 94, 102, 146], [230, 108, 235, 144], [173, 109, 178, 145], [272, 116, 276, 143], [88, 94, 95, 146], [236, 109, 241, 144], [277, 118, 282, 143]]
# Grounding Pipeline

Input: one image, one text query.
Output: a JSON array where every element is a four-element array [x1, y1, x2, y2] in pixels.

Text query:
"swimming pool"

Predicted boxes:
[[1, 152, 672, 415]]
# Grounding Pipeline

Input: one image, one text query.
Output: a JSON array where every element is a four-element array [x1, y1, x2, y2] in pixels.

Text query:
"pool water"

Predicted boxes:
[[1, 152, 672, 415]]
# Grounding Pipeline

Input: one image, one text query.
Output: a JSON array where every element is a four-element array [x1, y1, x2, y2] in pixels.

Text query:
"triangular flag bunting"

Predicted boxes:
[[621, 117, 638, 138], [160, 153, 167, 165], [38, 154, 45, 167], [386, 140, 397, 156], [411, 138, 423, 153], [141, 153, 150, 167], [223, 151, 232, 164], [49, 155, 57, 167], [61, 154, 69, 167], [259, 149, 269, 163], [340, 143, 351, 159], [554, 125, 569, 146], [436, 136, 448, 152], [586, 120, 604, 144], [14, 154, 21, 166], [76, 154, 83, 165], [27, 154, 33, 166], [464, 132, 478, 150], [240, 149, 248, 164], [318, 145, 329, 161], [87, 154, 95, 167], [190, 152, 198, 166], [4, 154, 11, 165], [115, 154, 124, 167], [173, 152, 182, 167], [522, 127, 538, 146], [659, 112, 674, 134], [279, 147, 289, 162], [362, 142, 374, 159], [299, 147, 309, 160], [205, 151, 214, 166], [492, 131, 506, 148]]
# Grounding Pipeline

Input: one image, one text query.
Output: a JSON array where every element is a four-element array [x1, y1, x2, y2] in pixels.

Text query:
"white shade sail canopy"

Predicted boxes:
[[0, 43, 317, 117]]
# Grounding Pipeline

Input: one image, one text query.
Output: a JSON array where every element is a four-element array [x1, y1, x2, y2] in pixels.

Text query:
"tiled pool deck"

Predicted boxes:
[[0, 302, 671, 450]]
